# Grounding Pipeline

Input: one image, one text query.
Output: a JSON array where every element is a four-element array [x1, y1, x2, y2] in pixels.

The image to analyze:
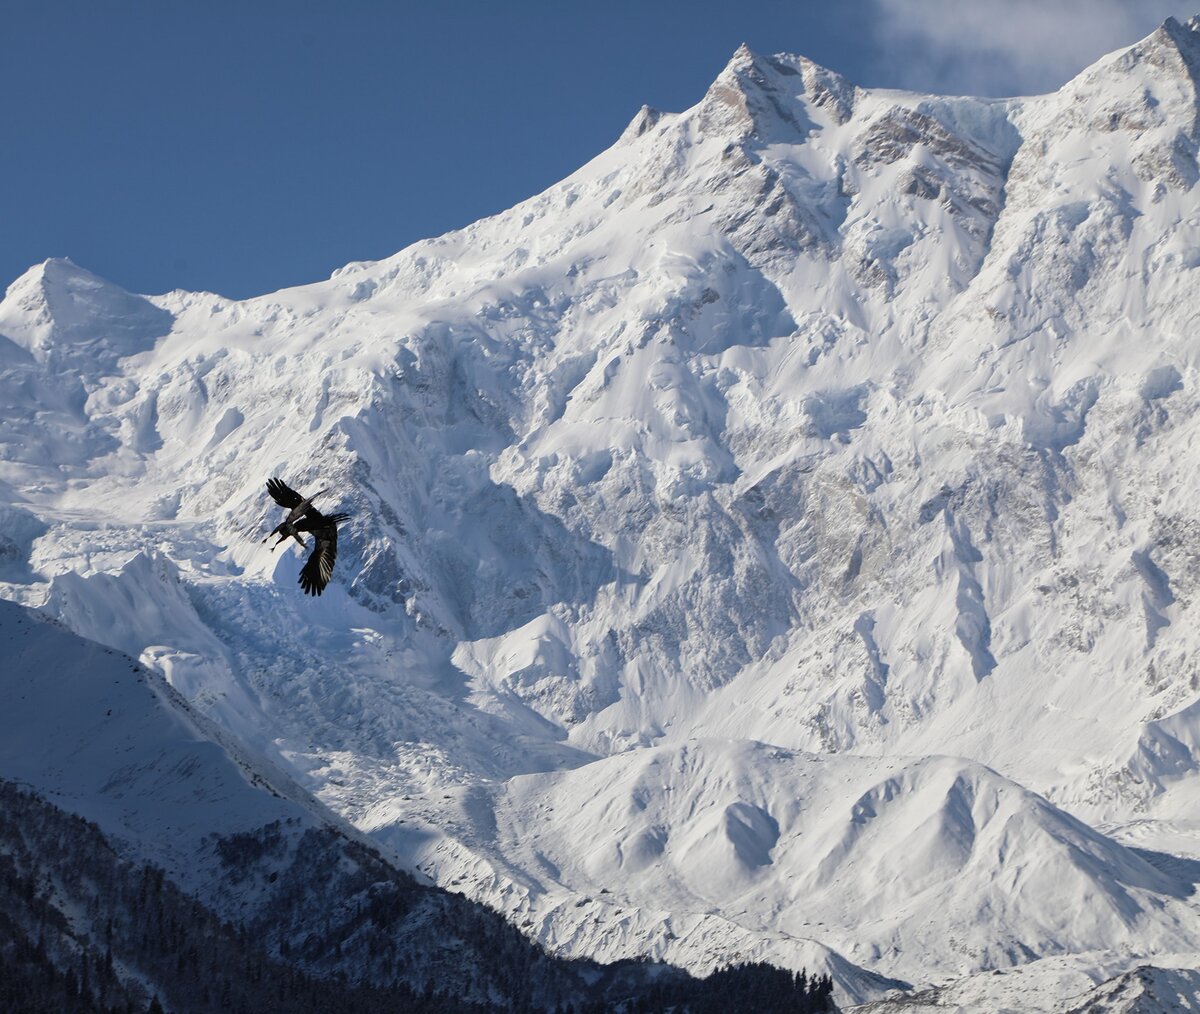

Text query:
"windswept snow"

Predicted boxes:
[[371, 739, 1197, 992], [5, 15, 1200, 1008]]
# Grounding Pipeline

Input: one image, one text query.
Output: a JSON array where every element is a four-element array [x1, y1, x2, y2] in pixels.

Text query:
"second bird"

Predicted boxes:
[[263, 477, 350, 596]]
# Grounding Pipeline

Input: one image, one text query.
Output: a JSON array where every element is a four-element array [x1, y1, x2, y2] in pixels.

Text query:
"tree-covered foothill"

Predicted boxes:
[[0, 779, 835, 1012]]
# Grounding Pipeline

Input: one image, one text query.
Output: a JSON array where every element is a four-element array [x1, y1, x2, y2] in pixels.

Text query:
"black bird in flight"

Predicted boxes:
[[263, 477, 350, 596]]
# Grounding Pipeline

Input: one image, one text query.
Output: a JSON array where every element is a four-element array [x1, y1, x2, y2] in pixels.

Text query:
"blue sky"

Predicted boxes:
[[1, 0, 1189, 298]]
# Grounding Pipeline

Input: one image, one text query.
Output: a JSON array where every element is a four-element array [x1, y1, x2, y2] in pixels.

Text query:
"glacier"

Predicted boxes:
[[5, 15, 1200, 1008]]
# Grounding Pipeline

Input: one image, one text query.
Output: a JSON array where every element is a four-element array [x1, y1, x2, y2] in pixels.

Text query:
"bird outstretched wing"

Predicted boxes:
[[267, 477, 326, 524], [298, 512, 349, 596], [266, 477, 303, 509]]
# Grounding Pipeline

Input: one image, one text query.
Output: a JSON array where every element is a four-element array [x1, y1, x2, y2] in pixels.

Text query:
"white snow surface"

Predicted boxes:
[[0, 597, 340, 915], [5, 16, 1200, 1006], [849, 955, 1200, 1013]]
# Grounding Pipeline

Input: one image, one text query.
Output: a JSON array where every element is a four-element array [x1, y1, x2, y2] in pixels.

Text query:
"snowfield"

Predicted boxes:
[[5, 15, 1200, 1008]]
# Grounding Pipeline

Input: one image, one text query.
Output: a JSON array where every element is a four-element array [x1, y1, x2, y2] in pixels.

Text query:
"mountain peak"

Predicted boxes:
[[730, 41, 755, 64], [1154, 14, 1200, 77], [1133, 14, 1200, 68], [1040, 12, 1200, 144], [697, 43, 857, 140], [1081, 13, 1200, 91], [4, 255, 86, 301], [699, 44, 817, 141], [33, 254, 82, 278], [0, 258, 172, 359], [618, 103, 670, 143]]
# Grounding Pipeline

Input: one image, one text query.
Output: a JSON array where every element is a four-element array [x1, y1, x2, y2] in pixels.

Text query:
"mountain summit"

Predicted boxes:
[[0, 256, 172, 359]]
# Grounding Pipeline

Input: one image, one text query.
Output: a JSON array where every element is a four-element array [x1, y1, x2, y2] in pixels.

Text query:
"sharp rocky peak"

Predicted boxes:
[[1071, 14, 1200, 95], [618, 104, 670, 143], [698, 44, 858, 142], [1023, 14, 1200, 146]]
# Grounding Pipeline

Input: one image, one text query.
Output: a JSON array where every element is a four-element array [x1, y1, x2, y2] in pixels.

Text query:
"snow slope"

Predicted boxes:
[[4, 15, 1200, 1007], [850, 956, 1200, 1013], [0, 596, 320, 894], [1062, 965, 1200, 1013], [370, 739, 1195, 994], [0, 597, 747, 1008]]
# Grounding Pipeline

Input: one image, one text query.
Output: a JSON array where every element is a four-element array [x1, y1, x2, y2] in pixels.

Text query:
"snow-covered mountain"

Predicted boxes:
[[1, 596, 823, 1010], [5, 14, 1200, 1008], [0, 597, 574, 1004]]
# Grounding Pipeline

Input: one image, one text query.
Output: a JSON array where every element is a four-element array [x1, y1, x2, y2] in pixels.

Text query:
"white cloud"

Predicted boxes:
[[869, 0, 1196, 95]]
